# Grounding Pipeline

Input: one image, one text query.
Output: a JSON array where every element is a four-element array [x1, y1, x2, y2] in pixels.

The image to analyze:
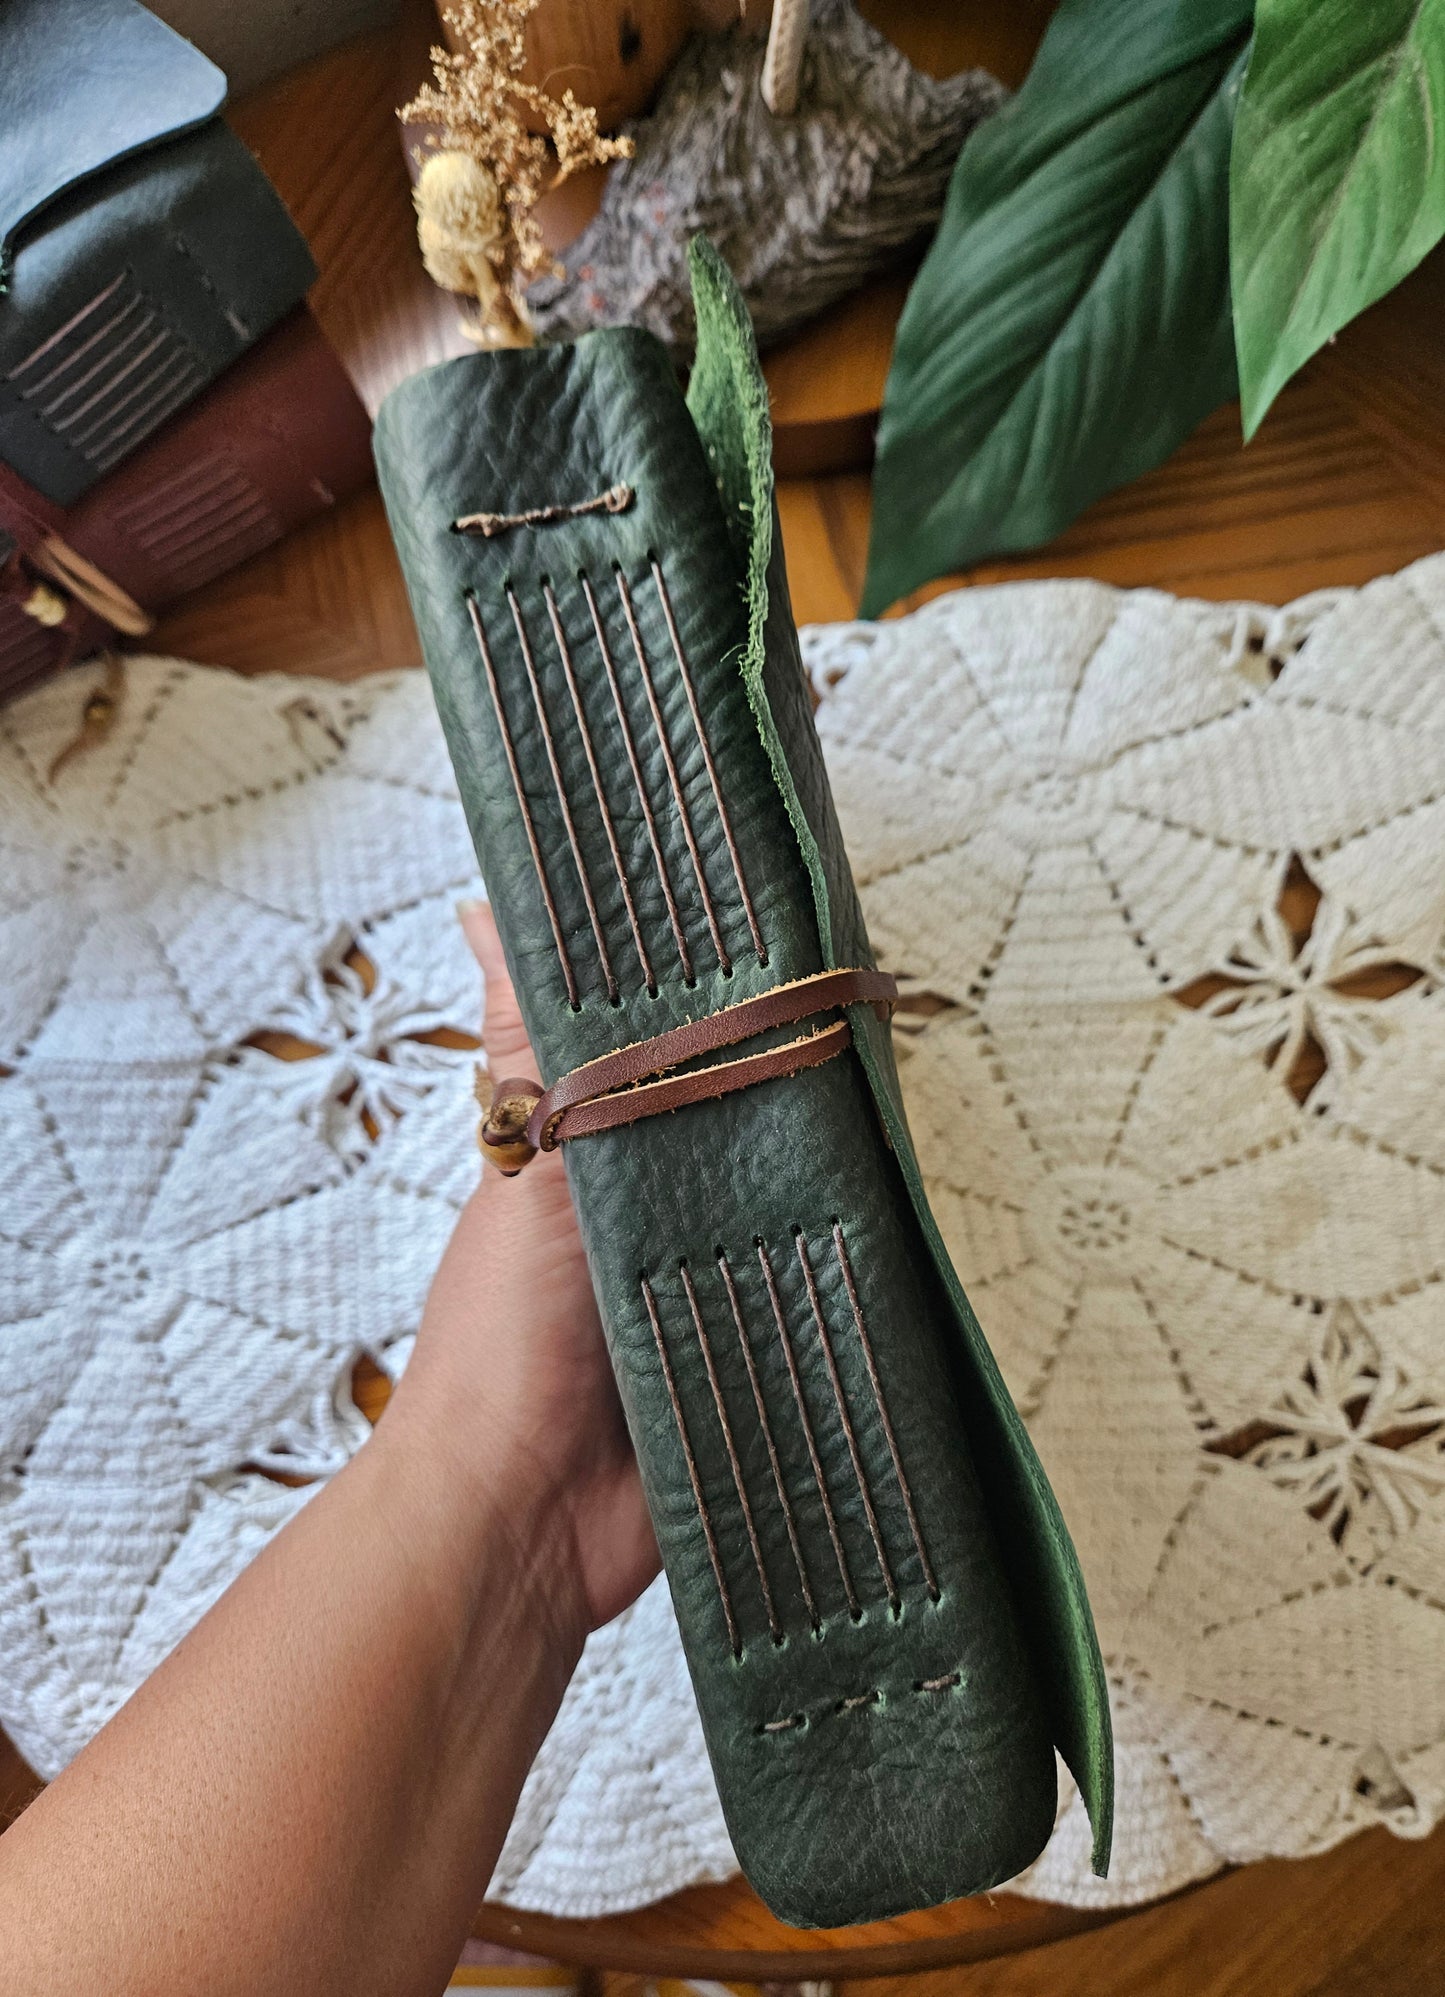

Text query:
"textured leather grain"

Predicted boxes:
[[0, 0, 224, 265], [0, 0, 316, 505], [374, 243, 1112, 1926]]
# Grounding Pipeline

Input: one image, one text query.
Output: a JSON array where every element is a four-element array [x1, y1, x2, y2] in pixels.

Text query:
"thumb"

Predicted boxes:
[[457, 898, 538, 1075]]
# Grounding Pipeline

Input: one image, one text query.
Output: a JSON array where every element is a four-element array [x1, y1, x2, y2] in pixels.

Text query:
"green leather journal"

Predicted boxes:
[[374, 241, 1112, 1926], [0, 0, 317, 506]]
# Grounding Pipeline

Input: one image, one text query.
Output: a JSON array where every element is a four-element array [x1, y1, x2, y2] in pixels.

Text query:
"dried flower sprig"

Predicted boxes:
[[400, 0, 633, 345]]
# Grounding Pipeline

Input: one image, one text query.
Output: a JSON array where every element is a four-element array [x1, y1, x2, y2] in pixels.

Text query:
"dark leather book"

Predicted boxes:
[[0, 0, 317, 506], [374, 240, 1112, 1925], [0, 307, 372, 704]]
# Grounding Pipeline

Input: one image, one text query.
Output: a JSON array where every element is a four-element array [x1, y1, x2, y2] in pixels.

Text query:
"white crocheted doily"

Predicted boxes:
[[4, 555, 1445, 1914]]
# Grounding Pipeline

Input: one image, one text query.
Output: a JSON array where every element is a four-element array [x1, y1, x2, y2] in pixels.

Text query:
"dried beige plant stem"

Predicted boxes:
[[760, 0, 807, 115], [401, 0, 633, 346]]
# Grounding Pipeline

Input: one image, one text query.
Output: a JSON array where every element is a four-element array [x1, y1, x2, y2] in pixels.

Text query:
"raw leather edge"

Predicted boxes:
[[684, 231, 1115, 1879]]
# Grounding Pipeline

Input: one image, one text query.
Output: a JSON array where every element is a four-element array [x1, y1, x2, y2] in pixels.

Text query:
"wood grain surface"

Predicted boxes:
[[7, 3, 1445, 1987]]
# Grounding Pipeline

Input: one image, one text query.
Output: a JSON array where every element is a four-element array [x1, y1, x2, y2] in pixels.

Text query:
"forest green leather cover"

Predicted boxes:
[[374, 241, 1112, 1926], [0, 0, 316, 505]]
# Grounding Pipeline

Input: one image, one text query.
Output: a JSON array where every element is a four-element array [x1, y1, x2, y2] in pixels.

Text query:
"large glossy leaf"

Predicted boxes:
[[862, 0, 1251, 618], [1231, 0, 1445, 438]]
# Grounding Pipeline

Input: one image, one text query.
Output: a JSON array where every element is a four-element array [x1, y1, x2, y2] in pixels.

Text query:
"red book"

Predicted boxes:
[[0, 306, 372, 702]]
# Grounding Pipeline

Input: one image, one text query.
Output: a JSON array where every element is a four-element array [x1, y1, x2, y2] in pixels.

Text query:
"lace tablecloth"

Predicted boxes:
[[3, 555, 1445, 1912]]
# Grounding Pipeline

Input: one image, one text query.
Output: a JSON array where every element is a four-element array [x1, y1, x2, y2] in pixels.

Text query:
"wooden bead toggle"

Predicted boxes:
[[474, 1068, 544, 1176]]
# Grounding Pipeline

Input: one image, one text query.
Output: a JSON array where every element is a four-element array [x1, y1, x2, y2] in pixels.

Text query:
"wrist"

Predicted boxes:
[[370, 1362, 593, 1677]]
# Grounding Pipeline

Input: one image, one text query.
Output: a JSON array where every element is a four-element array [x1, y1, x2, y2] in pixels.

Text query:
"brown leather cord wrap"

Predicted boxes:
[[525, 966, 897, 1154]]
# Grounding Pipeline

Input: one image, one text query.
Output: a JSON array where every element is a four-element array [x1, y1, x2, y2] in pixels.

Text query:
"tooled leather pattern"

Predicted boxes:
[[374, 332, 1057, 1926]]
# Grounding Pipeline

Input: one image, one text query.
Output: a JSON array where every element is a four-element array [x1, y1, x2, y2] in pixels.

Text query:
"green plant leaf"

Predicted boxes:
[[1231, 0, 1445, 438], [862, 0, 1251, 619]]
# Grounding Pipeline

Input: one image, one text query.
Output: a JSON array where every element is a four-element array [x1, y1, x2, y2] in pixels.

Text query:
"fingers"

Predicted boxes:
[[456, 898, 537, 1076]]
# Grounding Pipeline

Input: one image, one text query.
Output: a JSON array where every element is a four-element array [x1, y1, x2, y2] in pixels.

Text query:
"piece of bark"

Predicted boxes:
[[525, 0, 1004, 356]]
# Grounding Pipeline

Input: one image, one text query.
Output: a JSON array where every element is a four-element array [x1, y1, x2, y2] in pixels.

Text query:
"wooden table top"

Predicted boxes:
[[5, 4, 1445, 1985]]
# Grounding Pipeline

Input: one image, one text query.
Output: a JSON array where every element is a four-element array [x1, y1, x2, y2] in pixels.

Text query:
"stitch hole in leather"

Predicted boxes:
[[757, 1713, 806, 1735]]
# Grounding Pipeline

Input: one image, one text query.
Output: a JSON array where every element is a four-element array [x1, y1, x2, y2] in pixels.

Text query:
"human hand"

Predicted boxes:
[[0, 908, 659, 1997], [391, 901, 658, 1648]]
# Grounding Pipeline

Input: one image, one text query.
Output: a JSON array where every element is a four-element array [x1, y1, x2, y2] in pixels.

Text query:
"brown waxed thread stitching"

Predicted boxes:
[[132, 483, 270, 549], [796, 1232, 899, 1613], [145, 495, 271, 552], [580, 573, 694, 984], [6, 271, 129, 380], [507, 586, 619, 1004], [454, 484, 634, 536], [615, 567, 731, 976], [42, 312, 165, 422], [35, 309, 154, 414], [69, 351, 193, 448], [680, 1263, 780, 1642], [833, 1222, 940, 1601], [642, 1275, 741, 1656], [836, 1691, 880, 1713], [111, 455, 236, 526], [145, 512, 270, 575], [131, 513, 274, 579], [543, 581, 656, 994], [757, 1240, 858, 1617], [759, 1676, 959, 1734], [651, 557, 767, 966], [85, 367, 200, 470], [465, 595, 579, 1007], [23, 294, 145, 400], [51, 330, 170, 432], [717, 1250, 818, 1630]]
